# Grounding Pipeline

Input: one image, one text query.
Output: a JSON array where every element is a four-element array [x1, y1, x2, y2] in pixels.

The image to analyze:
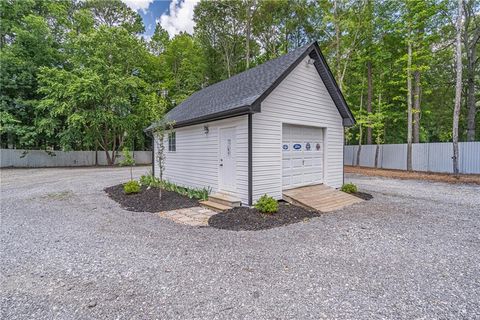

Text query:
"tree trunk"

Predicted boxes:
[[466, 36, 478, 141], [356, 81, 364, 166], [413, 70, 421, 143], [224, 45, 231, 78], [407, 41, 413, 171], [333, 0, 342, 90], [375, 93, 382, 168], [366, 60, 373, 145], [356, 126, 362, 167], [105, 150, 113, 166], [245, 4, 251, 70], [452, 0, 464, 175]]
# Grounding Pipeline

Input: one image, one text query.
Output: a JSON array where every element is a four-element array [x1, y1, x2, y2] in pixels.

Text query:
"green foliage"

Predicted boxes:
[[254, 194, 279, 214], [123, 180, 141, 194], [138, 174, 210, 201], [119, 147, 135, 166], [119, 147, 135, 180], [139, 173, 159, 187], [341, 183, 358, 194], [1, 0, 478, 151]]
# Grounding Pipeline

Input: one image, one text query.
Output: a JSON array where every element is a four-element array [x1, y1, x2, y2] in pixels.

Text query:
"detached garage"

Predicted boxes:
[[147, 41, 355, 208]]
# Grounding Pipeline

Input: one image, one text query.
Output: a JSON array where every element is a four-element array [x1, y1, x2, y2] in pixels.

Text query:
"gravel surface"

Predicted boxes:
[[1, 167, 480, 319]]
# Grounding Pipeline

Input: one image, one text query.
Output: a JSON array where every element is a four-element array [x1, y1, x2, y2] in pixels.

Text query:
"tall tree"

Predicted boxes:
[[464, 0, 480, 141], [161, 33, 207, 108], [82, 0, 144, 34], [0, 0, 72, 149], [194, 0, 245, 79], [407, 39, 413, 171], [453, 0, 464, 174], [37, 27, 159, 164], [149, 23, 170, 56]]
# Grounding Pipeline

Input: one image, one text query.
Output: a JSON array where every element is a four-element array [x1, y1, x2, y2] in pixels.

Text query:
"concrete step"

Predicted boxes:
[[208, 193, 241, 207], [199, 200, 232, 212]]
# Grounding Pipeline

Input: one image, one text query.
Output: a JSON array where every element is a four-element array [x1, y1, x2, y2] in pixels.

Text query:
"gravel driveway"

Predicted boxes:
[[1, 167, 479, 319]]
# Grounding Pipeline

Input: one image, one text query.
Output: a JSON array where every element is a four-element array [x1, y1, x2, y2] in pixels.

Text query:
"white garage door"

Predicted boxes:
[[282, 124, 324, 190]]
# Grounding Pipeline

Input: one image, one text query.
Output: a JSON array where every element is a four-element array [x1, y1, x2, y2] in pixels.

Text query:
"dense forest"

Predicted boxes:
[[1, 0, 479, 162]]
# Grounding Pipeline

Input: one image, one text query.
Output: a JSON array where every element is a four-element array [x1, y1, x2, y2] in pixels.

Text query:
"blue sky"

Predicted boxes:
[[122, 0, 199, 38]]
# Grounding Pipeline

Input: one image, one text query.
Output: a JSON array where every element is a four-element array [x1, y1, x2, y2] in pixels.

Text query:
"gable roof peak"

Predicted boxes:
[[147, 41, 354, 130]]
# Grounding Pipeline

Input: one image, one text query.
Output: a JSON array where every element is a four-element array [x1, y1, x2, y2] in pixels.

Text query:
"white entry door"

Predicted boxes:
[[219, 127, 236, 193], [282, 124, 324, 190]]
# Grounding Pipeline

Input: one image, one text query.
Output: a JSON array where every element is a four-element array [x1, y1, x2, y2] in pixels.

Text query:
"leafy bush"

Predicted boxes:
[[124, 180, 141, 194], [138, 175, 210, 200], [341, 183, 358, 194], [140, 174, 161, 187], [255, 194, 279, 214]]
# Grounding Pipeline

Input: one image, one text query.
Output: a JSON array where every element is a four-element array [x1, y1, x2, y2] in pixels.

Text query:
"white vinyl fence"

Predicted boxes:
[[344, 142, 480, 174], [0, 149, 152, 168]]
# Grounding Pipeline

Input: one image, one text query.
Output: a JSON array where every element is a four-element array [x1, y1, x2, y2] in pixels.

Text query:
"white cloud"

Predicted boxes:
[[159, 0, 200, 38], [122, 0, 154, 13]]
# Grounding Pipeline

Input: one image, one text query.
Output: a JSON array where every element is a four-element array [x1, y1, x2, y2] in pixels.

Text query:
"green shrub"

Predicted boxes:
[[124, 180, 141, 194], [139, 174, 162, 187], [139, 174, 152, 186], [341, 183, 357, 194], [138, 176, 210, 201], [255, 194, 279, 214]]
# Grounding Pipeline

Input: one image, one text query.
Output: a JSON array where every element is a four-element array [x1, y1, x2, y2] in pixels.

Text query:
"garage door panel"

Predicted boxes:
[[303, 158, 313, 166], [312, 157, 323, 166], [292, 158, 303, 168], [282, 124, 324, 190], [292, 174, 303, 185]]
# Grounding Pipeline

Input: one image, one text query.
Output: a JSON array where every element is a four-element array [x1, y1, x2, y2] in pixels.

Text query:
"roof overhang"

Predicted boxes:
[[145, 105, 258, 131]]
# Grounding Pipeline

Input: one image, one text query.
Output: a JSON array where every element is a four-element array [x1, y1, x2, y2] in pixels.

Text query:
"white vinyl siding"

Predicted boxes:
[[154, 116, 249, 205], [252, 55, 344, 201]]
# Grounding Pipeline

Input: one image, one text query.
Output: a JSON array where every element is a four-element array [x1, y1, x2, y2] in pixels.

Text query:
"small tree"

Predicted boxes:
[[119, 147, 135, 181], [152, 120, 174, 199], [369, 112, 386, 168], [354, 109, 368, 166]]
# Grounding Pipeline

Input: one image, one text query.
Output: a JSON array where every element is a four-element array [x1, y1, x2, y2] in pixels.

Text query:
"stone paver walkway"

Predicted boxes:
[[157, 206, 217, 226]]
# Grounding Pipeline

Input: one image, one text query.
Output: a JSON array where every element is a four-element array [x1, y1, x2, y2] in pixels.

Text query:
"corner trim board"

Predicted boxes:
[[151, 137, 155, 177], [248, 113, 253, 206]]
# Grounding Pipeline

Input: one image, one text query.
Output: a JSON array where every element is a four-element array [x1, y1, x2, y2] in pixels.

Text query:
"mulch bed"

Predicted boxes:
[[345, 165, 480, 185], [208, 202, 321, 231], [352, 191, 373, 200], [104, 184, 199, 212]]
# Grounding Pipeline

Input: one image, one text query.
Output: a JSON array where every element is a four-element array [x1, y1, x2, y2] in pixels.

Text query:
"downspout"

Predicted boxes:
[[151, 136, 155, 177], [248, 113, 253, 206]]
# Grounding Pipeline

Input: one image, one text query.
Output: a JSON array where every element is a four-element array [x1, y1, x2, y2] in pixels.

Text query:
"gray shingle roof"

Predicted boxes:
[[147, 41, 354, 130]]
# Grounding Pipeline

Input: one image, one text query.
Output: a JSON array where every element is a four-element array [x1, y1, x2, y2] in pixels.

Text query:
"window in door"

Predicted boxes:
[[168, 132, 176, 152]]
